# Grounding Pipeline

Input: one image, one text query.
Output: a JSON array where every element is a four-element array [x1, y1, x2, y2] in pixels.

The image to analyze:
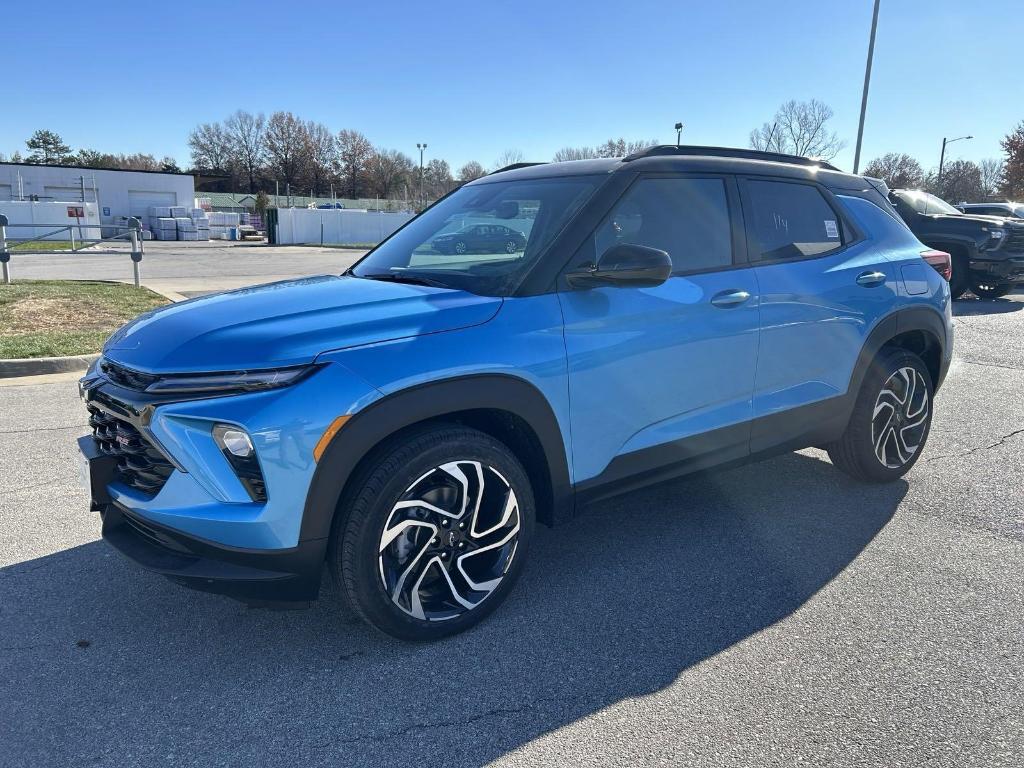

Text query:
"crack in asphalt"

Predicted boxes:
[[924, 429, 1024, 463], [959, 359, 1024, 373], [0, 423, 89, 435], [320, 696, 565, 748]]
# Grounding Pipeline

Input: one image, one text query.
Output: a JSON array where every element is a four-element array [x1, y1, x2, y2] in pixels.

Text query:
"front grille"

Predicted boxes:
[[1003, 227, 1024, 254], [99, 359, 159, 391], [88, 405, 174, 496]]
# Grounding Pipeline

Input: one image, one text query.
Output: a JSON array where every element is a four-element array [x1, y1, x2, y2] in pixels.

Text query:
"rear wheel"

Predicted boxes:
[[331, 425, 534, 641], [970, 279, 1012, 299], [505, 239, 518, 253], [827, 348, 933, 483]]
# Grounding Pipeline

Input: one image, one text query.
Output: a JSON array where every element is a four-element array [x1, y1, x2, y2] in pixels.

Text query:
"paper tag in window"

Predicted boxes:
[[824, 220, 839, 238]]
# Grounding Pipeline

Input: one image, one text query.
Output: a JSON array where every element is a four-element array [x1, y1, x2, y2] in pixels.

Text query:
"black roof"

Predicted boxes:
[[475, 145, 855, 186]]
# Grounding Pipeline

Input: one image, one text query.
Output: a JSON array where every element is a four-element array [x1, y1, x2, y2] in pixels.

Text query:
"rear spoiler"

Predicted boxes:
[[863, 175, 891, 198]]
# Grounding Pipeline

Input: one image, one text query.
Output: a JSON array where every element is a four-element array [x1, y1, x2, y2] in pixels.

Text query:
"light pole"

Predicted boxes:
[[852, 0, 881, 174], [674, 122, 684, 147], [938, 135, 973, 186], [416, 142, 427, 210]]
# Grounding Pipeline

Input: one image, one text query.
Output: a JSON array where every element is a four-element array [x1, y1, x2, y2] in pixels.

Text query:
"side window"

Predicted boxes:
[[594, 177, 734, 274], [746, 180, 845, 261]]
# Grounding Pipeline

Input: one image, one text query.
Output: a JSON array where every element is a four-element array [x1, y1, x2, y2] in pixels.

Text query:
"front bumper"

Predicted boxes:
[[101, 501, 326, 603], [80, 433, 326, 603], [971, 255, 1024, 284]]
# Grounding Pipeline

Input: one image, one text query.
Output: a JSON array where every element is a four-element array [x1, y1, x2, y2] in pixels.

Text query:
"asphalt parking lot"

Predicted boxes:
[[1, 282, 1023, 766], [7, 241, 368, 297]]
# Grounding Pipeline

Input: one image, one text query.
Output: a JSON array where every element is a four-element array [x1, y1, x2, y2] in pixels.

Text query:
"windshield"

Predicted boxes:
[[350, 175, 601, 296], [896, 190, 962, 216]]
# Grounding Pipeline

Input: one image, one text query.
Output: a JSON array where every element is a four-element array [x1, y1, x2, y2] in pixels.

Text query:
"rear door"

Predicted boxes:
[[559, 173, 761, 491], [740, 176, 898, 452]]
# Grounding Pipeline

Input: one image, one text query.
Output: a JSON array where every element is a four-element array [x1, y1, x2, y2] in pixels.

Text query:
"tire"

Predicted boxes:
[[505, 240, 517, 254], [330, 425, 535, 641], [826, 347, 934, 483], [454, 240, 467, 255], [970, 279, 1012, 299], [948, 251, 969, 299]]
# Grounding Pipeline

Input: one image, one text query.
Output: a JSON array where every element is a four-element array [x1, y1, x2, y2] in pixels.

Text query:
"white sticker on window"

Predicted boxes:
[[824, 220, 839, 238]]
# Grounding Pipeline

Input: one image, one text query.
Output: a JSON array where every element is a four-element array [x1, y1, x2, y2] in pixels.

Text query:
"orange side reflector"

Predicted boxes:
[[313, 415, 351, 462]]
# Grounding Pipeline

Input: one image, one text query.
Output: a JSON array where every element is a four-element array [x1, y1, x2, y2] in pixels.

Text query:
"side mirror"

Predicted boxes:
[[566, 243, 672, 289]]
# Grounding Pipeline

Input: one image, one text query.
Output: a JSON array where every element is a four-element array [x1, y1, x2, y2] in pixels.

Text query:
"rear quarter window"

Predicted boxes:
[[746, 180, 845, 261]]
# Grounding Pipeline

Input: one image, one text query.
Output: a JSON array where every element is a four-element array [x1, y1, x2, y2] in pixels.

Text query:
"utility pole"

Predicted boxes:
[[853, 0, 881, 174], [416, 143, 427, 210]]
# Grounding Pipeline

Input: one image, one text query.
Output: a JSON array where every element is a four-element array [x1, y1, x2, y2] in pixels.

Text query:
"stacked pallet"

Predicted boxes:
[[150, 216, 178, 241], [191, 208, 210, 240], [208, 211, 242, 240], [176, 217, 199, 241]]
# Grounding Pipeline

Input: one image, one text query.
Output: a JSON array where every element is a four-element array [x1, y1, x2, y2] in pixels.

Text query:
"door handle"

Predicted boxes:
[[710, 289, 751, 308], [856, 270, 887, 287]]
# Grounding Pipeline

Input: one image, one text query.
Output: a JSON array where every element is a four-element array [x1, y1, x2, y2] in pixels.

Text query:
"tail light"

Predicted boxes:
[[920, 249, 952, 281]]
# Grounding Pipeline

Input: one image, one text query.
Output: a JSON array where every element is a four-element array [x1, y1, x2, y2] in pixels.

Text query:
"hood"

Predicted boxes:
[[103, 275, 502, 373], [927, 212, 1018, 227]]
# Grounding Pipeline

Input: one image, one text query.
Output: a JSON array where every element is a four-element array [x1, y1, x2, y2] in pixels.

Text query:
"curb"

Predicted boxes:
[[0, 353, 100, 379]]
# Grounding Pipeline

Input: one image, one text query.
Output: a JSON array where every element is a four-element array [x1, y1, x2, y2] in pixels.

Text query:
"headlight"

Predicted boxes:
[[143, 365, 317, 395]]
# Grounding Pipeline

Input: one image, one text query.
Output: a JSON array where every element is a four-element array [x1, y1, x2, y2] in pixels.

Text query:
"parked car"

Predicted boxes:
[[79, 146, 952, 640], [958, 201, 1024, 219], [431, 223, 527, 255], [889, 189, 1024, 298]]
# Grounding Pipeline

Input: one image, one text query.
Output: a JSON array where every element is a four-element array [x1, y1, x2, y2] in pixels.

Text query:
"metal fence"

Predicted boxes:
[[0, 214, 145, 287]]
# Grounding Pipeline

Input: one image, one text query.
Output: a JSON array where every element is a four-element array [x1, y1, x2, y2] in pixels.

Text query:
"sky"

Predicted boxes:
[[3, 0, 1021, 177]]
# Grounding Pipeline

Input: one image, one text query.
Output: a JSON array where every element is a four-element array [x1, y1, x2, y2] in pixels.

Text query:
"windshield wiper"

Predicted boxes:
[[356, 272, 451, 289]]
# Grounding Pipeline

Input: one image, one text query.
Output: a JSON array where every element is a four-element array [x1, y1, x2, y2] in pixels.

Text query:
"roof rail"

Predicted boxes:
[[622, 145, 840, 172], [489, 162, 546, 175]]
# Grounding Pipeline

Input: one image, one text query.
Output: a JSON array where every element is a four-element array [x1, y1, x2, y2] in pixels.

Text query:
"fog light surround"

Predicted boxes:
[[212, 424, 266, 502]]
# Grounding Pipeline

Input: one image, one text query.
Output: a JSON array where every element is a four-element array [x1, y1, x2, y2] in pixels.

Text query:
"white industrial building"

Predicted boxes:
[[0, 162, 195, 231]]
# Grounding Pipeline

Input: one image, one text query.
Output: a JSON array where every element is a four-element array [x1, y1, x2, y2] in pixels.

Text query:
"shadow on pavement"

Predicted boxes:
[[0, 451, 905, 767], [953, 298, 1024, 316]]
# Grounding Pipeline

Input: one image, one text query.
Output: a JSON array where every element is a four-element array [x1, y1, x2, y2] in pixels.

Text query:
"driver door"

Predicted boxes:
[[557, 174, 760, 494]]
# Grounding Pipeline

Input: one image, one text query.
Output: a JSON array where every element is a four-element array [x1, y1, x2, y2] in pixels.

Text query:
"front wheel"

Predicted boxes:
[[331, 425, 534, 641], [971, 279, 1013, 299], [827, 348, 934, 483]]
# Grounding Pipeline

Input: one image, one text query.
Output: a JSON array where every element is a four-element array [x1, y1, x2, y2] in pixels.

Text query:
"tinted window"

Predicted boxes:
[[593, 177, 733, 274], [746, 180, 845, 260]]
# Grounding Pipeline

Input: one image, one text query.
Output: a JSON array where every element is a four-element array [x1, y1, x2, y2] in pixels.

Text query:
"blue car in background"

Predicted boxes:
[[78, 146, 953, 640]]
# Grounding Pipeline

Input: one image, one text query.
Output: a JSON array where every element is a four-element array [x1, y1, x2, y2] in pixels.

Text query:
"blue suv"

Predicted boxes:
[[78, 146, 953, 640]]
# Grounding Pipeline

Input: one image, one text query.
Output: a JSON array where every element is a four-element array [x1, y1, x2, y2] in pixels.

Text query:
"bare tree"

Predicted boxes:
[[979, 158, 1004, 199], [925, 160, 984, 203], [264, 111, 309, 193], [224, 110, 266, 192], [457, 161, 486, 183], [494, 148, 524, 169], [188, 122, 233, 172], [337, 129, 374, 199], [367, 148, 414, 200], [749, 99, 845, 160], [863, 153, 924, 189], [303, 121, 338, 195], [553, 137, 657, 162], [552, 146, 598, 162], [424, 158, 454, 199]]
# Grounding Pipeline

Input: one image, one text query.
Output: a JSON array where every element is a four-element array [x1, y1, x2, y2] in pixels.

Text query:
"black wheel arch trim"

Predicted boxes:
[[299, 373, 573, 544], [850, 306, 950, 397]]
